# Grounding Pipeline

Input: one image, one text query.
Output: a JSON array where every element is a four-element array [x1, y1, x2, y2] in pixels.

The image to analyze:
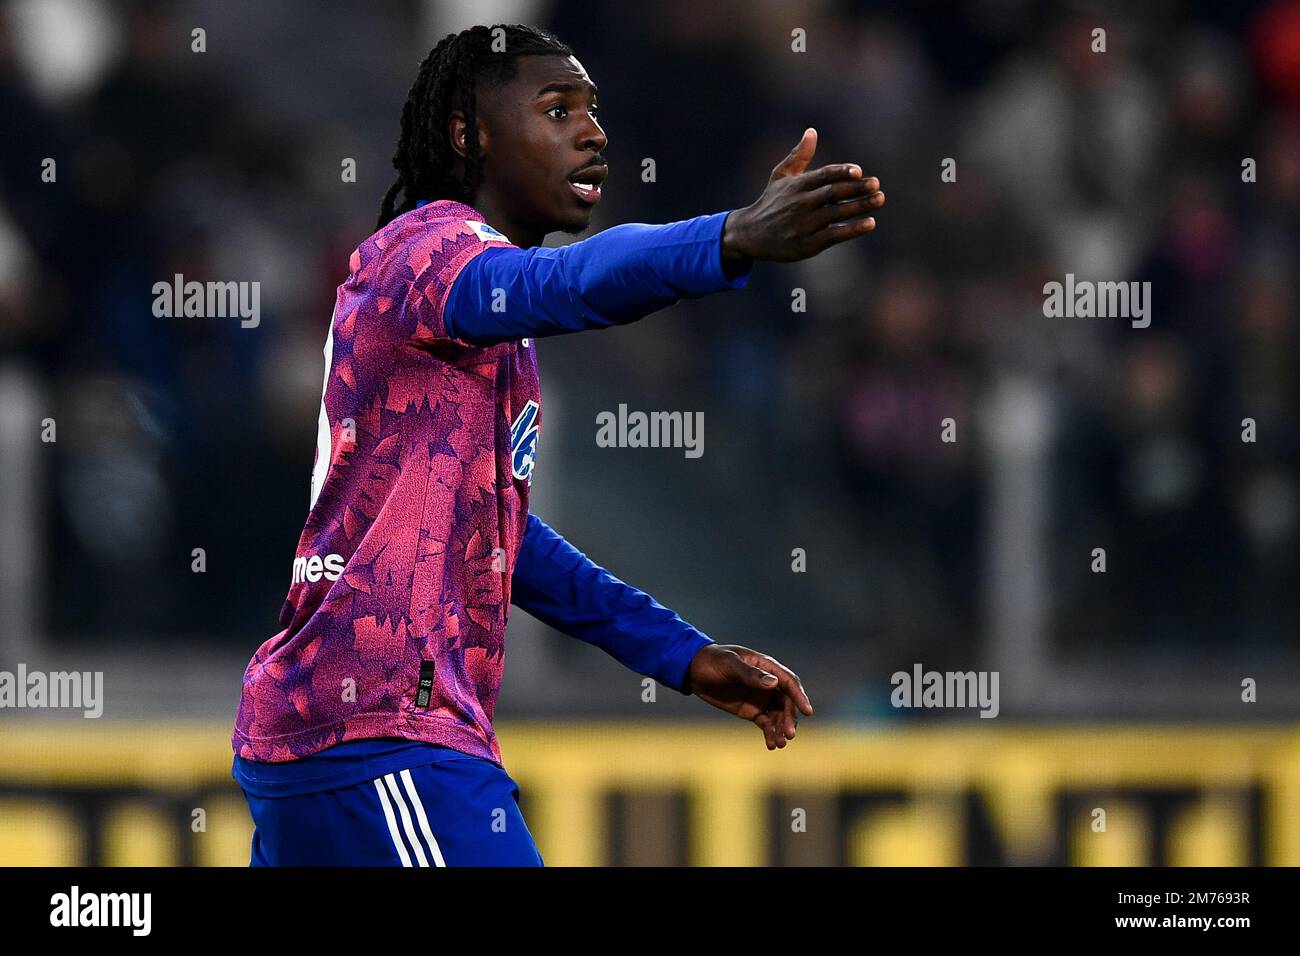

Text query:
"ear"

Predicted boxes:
[[448, 109, 468, 161], [447, 110, 490, 162]]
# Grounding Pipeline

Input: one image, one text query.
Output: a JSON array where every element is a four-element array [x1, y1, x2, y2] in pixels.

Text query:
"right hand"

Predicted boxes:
[[721, 128, 885, 264]]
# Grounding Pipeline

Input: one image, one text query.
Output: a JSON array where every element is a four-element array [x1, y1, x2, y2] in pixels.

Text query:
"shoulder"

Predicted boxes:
[[355, 200, 516, 289], [385, 200, 515, 255]]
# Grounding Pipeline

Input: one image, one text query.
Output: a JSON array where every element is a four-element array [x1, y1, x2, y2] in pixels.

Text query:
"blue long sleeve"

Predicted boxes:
[[445, 210, 753, 345], [510, 513, 713, 694]]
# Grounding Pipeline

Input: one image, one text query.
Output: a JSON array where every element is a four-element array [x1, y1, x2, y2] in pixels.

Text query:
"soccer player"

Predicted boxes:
[[231, 23, 884, 866]]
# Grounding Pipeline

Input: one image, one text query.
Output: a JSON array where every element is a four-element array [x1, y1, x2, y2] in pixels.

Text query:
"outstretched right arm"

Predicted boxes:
[[445, 128, 884, 347], [445, 210, 752, 346]]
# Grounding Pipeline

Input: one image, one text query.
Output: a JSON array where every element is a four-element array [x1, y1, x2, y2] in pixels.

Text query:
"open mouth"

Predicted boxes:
[[570, 181, 601, 204], [568, 165, 607, 205]]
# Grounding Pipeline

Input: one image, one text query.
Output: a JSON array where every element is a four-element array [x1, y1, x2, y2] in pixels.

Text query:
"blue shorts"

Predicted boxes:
[[241, 754, 544, 866]]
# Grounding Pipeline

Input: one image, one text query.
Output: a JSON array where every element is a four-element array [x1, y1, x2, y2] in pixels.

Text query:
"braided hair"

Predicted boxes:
[[376, 24, 573, 229]]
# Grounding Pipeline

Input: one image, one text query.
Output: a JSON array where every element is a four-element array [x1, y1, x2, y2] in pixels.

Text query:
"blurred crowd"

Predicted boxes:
[[0, 0, 1295, 706]]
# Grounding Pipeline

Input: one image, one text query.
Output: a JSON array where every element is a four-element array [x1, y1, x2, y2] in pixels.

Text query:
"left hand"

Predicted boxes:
[[683, 644, 814, 750]]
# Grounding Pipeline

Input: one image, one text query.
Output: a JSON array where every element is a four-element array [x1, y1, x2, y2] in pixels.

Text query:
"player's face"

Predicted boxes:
[[476, 55, 608, 236]]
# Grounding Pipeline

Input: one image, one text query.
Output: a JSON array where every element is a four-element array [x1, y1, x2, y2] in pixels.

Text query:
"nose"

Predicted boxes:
[[578, 114, 607, 153]]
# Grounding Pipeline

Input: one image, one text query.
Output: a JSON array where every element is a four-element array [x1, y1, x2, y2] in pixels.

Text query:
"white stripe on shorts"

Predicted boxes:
[[383, 773, 429, 867], [399, 768, 447, 867], [373, 776, 413, 866]]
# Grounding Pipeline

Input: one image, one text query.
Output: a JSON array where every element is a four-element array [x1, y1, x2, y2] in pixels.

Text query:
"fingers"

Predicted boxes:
[[754, 664, 812, 750], [771, 127, 818, 180], [780, 692, 797, 740], [811, 190, 885, 229], [721, 647, 813, 749], [734, 656, 782, 691], [805, 176, 881, 206], [755, 712, 782, 750], [793, 171, 883, 256], [796, 163, 866, 191], [761, 657, 814, 718], [755, 709, 790, 750], [810, 215, 878, 252]]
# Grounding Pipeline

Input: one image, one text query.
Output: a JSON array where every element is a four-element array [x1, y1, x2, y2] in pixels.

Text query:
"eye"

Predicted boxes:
[[546, 104, 567, 120], [590, 103, 600, 117]]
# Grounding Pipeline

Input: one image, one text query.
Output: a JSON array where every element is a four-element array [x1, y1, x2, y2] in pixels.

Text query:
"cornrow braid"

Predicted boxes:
[[377, 24, 573, 229]]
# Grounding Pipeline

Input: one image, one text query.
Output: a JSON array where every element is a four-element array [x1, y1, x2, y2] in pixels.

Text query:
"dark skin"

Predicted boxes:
[[449, 54, 886, 750]]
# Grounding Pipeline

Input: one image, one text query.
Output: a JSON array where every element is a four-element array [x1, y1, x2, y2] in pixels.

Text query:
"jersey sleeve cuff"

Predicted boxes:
[[664, 630, 715, 695], [704, 210, 755, 290]]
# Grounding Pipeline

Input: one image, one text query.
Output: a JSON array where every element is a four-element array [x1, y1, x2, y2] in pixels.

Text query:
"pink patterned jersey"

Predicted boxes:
[[233, 200, 536, 766]]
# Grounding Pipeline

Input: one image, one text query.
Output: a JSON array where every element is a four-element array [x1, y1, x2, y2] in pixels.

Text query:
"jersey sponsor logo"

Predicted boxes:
[[292, 552, 345, 584], [510, 399, 540, 484], [466, 220, 510, 244]]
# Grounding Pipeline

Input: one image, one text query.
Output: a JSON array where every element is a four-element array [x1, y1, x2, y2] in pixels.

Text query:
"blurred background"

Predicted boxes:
[[0, 0, 1297, 865]]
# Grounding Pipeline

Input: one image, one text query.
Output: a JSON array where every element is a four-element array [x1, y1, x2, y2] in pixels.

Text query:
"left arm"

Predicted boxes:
[[511, 514, 813, 748], [509, 513, 710, 695]]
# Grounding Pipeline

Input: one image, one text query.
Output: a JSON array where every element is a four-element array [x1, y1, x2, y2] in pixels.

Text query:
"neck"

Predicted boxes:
[[467, 189, 544, 249]]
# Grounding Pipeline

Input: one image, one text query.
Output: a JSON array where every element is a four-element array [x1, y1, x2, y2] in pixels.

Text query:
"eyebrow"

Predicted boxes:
[[535, 80, 599, 99]]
